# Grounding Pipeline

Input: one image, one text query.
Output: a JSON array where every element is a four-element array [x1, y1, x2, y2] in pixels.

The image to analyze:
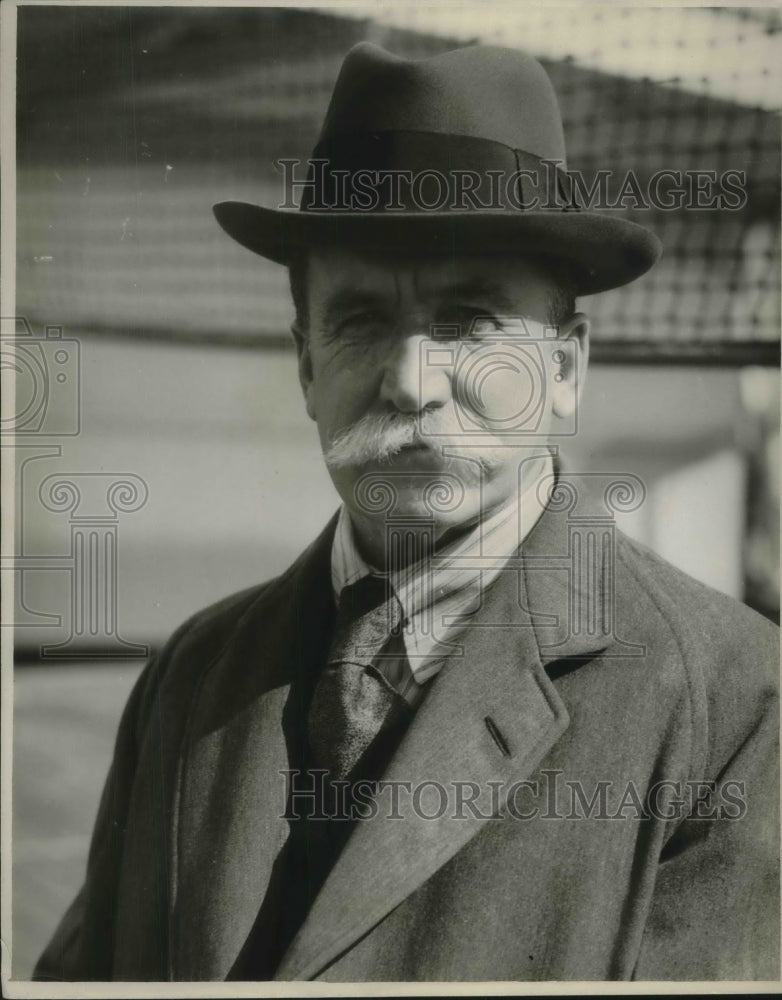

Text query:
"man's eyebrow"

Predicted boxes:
[[433, 280, 518, 314], [320, 288, 389, 329], [319, 279, 521, 329]]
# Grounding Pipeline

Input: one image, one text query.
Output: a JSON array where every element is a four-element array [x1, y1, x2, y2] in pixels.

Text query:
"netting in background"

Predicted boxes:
[[16, 4, 781, 360]]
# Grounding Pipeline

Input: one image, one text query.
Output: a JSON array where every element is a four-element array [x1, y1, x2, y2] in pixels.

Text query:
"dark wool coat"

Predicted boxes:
[[35, 477, 779, 982]]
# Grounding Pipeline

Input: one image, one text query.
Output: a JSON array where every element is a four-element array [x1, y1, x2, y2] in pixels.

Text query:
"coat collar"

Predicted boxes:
[[175, 456, 621, 980]]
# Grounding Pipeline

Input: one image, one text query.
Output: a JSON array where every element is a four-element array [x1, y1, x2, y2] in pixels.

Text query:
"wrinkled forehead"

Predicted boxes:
[[307, 246, 559, 319]]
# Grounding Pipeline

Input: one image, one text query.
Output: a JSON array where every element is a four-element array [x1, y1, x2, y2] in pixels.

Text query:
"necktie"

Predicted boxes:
[[245, 577, 412, 975], [307, 574, 413, 787]]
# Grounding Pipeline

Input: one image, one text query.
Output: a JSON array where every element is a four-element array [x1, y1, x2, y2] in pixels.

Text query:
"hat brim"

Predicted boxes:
[[213, 202, 662, 296]]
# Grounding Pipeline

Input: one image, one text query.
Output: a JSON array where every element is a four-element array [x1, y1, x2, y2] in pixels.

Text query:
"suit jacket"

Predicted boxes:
[[35, 475, 780, 982]]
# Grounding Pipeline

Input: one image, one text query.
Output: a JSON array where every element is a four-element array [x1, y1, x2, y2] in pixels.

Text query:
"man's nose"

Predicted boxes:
[[378, 332, 452, 413]]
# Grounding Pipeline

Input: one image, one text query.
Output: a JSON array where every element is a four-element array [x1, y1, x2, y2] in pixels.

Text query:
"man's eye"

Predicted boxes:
[[334, 311, 384, 337], [467, 316, 502, 338], [453, 310, 502, 339], [433, 308, 501, 340]]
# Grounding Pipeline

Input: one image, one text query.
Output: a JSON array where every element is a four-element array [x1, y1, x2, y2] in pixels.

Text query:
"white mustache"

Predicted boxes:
[[323, 409, 505, 471]]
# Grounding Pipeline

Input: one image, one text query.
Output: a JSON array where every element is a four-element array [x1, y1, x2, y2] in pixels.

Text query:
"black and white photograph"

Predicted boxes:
[[2, 0, 780, 992]]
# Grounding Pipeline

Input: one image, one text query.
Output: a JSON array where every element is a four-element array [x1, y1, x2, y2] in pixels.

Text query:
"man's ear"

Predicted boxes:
[[291, 321, 317, 421], [550, 312, 590, 421]]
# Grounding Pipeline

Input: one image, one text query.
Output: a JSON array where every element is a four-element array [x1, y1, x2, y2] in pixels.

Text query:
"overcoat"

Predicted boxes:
[[35, 475, 780, 982]]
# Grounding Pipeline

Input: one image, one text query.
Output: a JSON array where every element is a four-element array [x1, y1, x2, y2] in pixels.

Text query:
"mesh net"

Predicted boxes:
[[16, 4, 781, 359]]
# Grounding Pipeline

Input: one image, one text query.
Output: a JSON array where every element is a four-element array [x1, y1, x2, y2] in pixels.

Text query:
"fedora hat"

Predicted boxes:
[[214, 42, 662, 295]]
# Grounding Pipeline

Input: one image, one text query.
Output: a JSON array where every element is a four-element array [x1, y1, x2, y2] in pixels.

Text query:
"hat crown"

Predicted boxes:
[[212, 41, 663, 294], [319, 42, 567, 164]]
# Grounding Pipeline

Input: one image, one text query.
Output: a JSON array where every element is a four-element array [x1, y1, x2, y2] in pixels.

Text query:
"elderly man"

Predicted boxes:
[[36, 42, 778, 983]]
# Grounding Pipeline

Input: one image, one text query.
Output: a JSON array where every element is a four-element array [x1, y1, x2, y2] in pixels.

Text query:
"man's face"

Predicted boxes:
[[293, 247, 589, 555]]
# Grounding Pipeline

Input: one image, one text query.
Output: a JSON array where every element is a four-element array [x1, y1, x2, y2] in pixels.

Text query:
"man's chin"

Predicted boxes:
[[336, 469, 481, 530], [355, 489, 483, 537]]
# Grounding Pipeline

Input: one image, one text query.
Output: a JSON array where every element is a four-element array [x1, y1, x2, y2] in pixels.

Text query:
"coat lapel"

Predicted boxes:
[[274, 559, 571, 981], [173, 517, 338, 980]]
